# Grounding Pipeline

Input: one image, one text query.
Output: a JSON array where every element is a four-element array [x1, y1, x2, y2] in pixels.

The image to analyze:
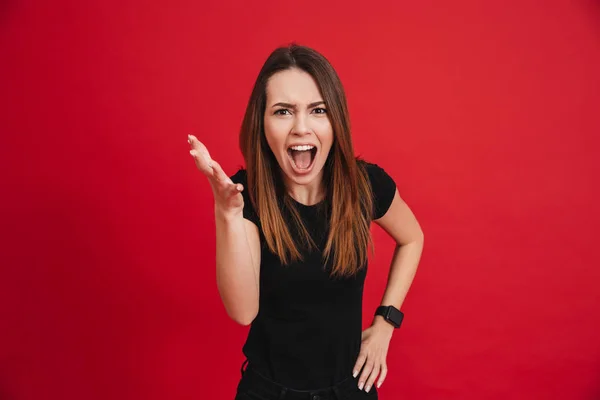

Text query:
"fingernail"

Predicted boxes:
[[358, 382, 364, 390], [377, 382, 381, 388], [189, 150, 195, 156], [353, 370, 358, 378], [365, 385, 371, 393]]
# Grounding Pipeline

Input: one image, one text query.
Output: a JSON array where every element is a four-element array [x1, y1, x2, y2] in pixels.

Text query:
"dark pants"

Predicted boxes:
[[235, 359, 379, 400]]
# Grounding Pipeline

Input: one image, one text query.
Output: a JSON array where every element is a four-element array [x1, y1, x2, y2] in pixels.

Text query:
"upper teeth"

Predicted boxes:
[[290, 145, 315, 151]]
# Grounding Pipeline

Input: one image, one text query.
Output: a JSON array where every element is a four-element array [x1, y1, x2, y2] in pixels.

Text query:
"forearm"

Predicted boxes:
[[215, 210, 259, 325], [373, 238, 424, 329]]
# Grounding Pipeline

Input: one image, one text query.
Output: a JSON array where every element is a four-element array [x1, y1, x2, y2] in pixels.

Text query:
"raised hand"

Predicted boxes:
[[188, 134, 244, 215]]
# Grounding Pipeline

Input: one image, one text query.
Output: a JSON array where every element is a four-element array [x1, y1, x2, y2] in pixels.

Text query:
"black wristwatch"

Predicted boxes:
[[375, 305, 404, 328]]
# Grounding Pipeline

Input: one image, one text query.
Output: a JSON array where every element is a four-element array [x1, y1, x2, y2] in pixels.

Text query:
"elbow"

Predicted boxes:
[[229, 307, 258, 326], [396, 231, 424, 247], [415, 227, 425, 243], [417, 231, 425, 248], [234, 317, 254, 327], [232, 312, 257, 327]]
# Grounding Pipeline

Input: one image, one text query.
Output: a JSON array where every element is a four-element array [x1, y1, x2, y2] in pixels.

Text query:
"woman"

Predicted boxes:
[[188, 44, 424, 399]]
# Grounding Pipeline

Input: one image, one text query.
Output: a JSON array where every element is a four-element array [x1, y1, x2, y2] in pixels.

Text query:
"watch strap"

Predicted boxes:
[[375, 305, 404, 328]]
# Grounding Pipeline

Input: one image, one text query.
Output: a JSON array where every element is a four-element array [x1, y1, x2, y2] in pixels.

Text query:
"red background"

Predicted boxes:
[[1, 1, 599, 399]]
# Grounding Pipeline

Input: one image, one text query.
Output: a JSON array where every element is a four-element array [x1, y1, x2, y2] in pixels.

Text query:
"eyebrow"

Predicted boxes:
[[271, 101, 325, 109]]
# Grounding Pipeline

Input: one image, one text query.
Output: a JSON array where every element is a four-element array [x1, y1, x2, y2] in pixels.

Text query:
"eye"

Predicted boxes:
[[312, 107, 327, 114], [274, 109, 290, 115]]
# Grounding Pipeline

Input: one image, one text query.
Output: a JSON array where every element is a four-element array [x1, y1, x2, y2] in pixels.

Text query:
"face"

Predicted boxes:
[[263, 68, 334, 188]]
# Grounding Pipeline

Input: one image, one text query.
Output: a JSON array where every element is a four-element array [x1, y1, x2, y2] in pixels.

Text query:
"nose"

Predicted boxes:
[[291, 113, 311, 136]]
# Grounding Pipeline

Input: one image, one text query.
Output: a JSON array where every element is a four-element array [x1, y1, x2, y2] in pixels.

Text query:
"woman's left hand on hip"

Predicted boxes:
[[352, 318, 394, 392]]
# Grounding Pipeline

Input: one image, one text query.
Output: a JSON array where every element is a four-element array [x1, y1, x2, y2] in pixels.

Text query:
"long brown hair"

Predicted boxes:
[[239, 44, 374, 278]]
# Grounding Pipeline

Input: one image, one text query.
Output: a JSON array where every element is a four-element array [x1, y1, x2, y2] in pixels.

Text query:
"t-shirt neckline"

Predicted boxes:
[[288, 194, 326, 209]]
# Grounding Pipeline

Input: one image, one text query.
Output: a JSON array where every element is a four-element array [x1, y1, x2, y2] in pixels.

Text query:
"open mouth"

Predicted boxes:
[[286, 145, 317, 172]]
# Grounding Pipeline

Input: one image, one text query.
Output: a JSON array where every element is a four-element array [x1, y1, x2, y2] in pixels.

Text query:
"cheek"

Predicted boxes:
[[317, 127, 334, 149], [314, 119, 333, 142], [325, 130, 334, 146], [263, 121, 287, 153]]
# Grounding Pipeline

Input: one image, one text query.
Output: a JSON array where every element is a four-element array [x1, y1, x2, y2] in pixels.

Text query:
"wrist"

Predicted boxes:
[[373, 315, 395, 335], [214, 205, 242, 223], [373, 315, 390, 327], [374, 305, 404, 329]]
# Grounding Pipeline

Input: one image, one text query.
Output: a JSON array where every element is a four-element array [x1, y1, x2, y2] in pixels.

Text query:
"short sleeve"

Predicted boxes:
[[364, 161, 397, 220], [229, 168, 261, 228]]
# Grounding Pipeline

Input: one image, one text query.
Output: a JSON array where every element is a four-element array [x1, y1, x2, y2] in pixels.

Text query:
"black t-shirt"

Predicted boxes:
[[229, 159, 396, 390]]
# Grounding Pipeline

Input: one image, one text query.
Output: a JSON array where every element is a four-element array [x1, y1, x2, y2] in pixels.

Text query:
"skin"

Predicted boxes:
[[188, 135, 261, 326], [264, 67, 334, 205], [188, 67, 424, 392], [353, 191, 424, 392]]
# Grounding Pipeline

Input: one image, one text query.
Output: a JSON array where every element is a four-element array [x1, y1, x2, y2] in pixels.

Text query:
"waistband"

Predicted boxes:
[[240, 359, 358, 400]]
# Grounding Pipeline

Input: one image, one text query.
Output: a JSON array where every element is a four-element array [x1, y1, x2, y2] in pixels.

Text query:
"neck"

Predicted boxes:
[[283, 171, 326, 206]]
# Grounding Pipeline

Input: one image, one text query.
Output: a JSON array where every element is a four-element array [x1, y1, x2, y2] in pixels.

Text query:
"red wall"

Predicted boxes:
[[1, 1, 599, 399]]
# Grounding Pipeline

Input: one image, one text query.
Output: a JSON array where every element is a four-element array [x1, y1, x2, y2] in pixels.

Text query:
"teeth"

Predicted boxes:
[[289, 145, 315, 151]]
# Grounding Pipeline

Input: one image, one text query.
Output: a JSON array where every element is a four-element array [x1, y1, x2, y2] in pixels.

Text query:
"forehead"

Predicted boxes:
[[265, 68, 322, 103]]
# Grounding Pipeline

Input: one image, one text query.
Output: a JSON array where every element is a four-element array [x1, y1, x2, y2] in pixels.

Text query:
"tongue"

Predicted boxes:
[[291, 150, 312, 169]]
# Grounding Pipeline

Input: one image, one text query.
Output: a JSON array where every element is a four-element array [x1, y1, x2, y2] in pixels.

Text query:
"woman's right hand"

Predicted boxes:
[[188, 134, 244, 216]]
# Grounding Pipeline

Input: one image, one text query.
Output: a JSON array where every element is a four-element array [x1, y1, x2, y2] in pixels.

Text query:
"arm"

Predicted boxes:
[[354, 189, 424, 392], [373, 189, 424, 331], [188, 134, 261, 326], [215, 213, 261, 326]]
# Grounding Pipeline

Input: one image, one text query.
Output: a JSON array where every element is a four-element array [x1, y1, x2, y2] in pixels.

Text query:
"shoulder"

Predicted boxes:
[[357, 158, 397, 220], [357, 159, 395, 187], [229, 167, 261, 227], [229, 167, 251, 201], [229, 167, 248, 185]]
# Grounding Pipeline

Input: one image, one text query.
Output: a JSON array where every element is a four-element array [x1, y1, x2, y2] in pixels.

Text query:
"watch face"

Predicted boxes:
[[387, 307, 404, 327]]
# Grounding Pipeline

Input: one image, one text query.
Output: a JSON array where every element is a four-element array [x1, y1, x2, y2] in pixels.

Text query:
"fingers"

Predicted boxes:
[[228, 182, 244, 197], [188, 135, 213, 175], [187, 134, 233, 185], [188, 135, 212, 164], [376, 364, 388, 389], [189, 149, 209, 175], [357, 360, 374, 391], [364, 364, 380, 393], [209, 159, 234, 185], [354, 351, 386, 392], [187, 134, 244, 202], [352, 352, 366, 381]]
